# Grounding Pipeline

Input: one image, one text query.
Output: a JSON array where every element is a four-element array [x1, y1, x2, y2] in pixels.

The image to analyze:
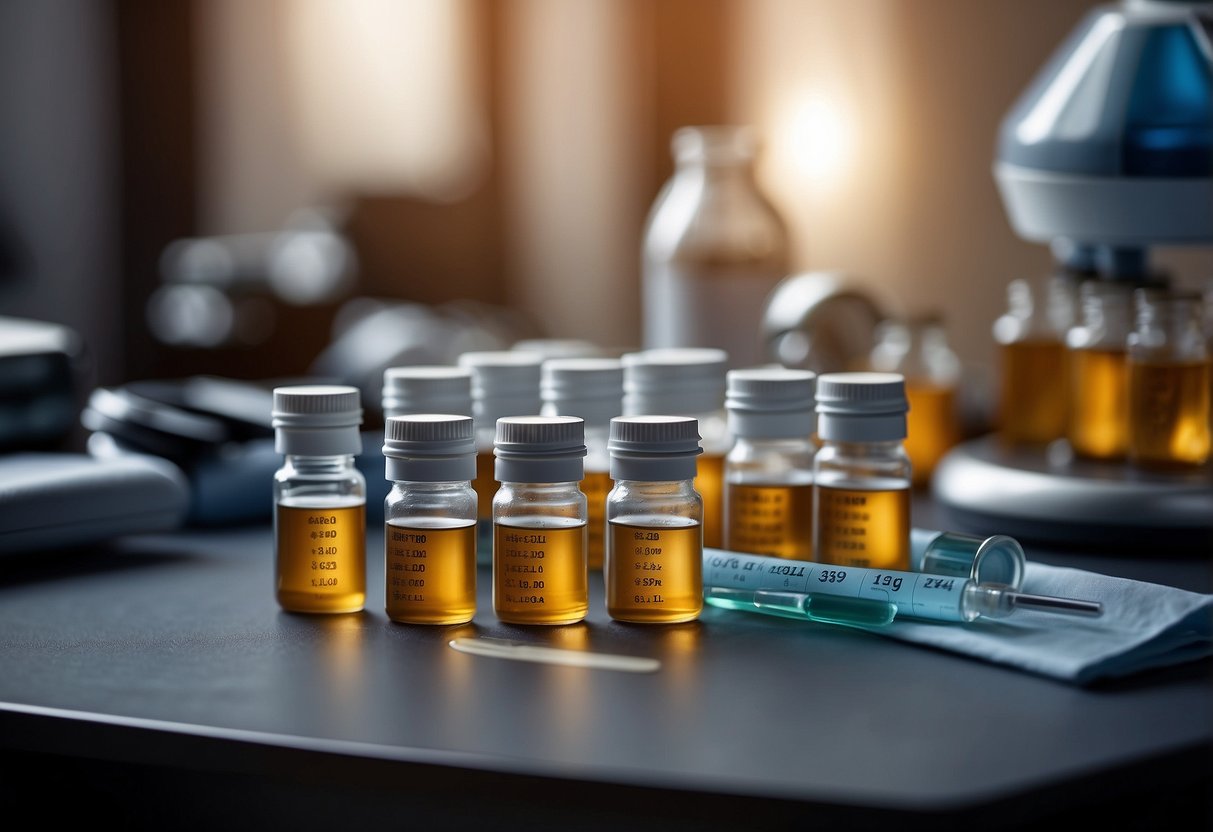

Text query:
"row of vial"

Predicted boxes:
[[270, 348, 914, 625], [995, 277, 1212, 467]]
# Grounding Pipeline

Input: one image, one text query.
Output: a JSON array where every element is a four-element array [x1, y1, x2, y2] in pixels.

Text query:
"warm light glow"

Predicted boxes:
[[284, 0, 489, 201], [776, 92, 852, 184]]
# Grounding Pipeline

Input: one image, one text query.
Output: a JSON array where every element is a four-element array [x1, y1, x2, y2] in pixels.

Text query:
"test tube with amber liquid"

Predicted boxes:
[[1127, 289, 1211, 468], [812, 373, 912, 571]]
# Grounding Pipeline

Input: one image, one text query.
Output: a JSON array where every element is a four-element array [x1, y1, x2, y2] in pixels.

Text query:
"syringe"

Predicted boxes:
[[703, 549, 1103, 627]]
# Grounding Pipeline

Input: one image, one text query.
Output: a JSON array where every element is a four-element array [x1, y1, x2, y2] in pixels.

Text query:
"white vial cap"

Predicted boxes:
[[621, 348, 727, 416], [458, 350, 544, 427], [540, 357, 624, 428], [815, 372, 908, 443], [726, 367, 817, 439], [381, 365, 473, 418], [494, 415, 586, 484], [609, 415, 702, 481], [272, 384, 363, 456], [382, 414, 476, 483]]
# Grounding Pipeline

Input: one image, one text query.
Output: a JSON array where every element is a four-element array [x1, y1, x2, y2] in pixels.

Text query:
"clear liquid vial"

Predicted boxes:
[[621, 347, 730, 549], [605, 416, 704, 624], [812, 373, 911, 570], [272, 385, 367, 614], [723, 367, 817, 560], [540, 357, 624, 570], [1127, 288, 1211, 468], [492, 416, 589, 625], [382, 414, 478, 625]]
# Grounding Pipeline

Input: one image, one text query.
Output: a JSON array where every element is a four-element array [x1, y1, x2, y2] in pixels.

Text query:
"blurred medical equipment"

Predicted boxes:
[[934, 0, 1213, 547]]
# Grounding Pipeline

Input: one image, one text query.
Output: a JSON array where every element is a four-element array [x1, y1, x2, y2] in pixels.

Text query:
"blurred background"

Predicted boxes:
[[3, 0, 1211, 414]]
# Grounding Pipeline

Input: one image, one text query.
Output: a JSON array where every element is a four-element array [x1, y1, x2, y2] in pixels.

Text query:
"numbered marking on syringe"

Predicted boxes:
[[705, 552, 811, 592], [907, 576, 967, 622]]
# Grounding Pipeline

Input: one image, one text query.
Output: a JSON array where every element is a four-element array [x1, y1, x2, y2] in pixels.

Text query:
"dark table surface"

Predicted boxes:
[[1, 495, 1210, 830]]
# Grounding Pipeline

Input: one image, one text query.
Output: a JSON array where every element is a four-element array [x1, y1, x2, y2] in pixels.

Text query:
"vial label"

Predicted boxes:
[[493, 520, 588, 625], [1068, 347, 1129, 460], [998, 340, 1067, 443], [582, 470, 612, 570], [696, 453, 725, 549], [606, 518, 703, 624], [1128, 359, 1211, 467], [814, 485, 910, 571], [725, 483, 813, 560], [385, 519, 477, 625], [275, 499, 366, 613]]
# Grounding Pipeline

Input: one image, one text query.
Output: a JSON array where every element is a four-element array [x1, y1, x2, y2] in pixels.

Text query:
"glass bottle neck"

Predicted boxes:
[[285, 455, 356, 474]]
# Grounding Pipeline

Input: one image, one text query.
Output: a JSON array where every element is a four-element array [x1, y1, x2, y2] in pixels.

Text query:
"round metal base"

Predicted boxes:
[[931, 435, 1213, 550]]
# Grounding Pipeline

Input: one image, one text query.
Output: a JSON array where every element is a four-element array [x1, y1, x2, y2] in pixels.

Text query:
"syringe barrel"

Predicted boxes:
[[703, 548, 974, 623]]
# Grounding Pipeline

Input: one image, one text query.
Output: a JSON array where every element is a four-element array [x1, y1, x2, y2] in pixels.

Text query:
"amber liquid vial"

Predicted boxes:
[[276, 500, 367, 614], [815, 485, 911, 570], [1128, 360, 1212, 467], [905, 382, 958, 484], [726, 483, 813, 560], [607, 520, 703, 623], [385, 519, 477, 625], [696, 453, 725, 549], [582, 469, 612, 570], [1068, 347, 1129, 460], [494, 520, 589, 625], [998, 340, 1068, 444]]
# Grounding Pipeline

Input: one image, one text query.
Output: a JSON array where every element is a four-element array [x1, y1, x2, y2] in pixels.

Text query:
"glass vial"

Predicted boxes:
[[641, 125, 789, 369], [457, 350, 544, 546], [992, 276, 1074, 444], [1127, 288, 1211, 468], [723, 367, 817, 560], [621, 347, 730, 550], [812, 373, 912, 570], [382, 414, 478, 625], [540, 357, 625, 571], [1065, 280, 1134, 460], [381, 365, 473, 421], [492, 415, 589, 625], [869, 314, 960, 485], [605, 415, 704, 624], [272, 385, 367, 614]]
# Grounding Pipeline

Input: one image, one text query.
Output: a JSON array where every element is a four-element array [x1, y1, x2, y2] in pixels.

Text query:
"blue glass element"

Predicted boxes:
[[1124, 24, 1213, 177]]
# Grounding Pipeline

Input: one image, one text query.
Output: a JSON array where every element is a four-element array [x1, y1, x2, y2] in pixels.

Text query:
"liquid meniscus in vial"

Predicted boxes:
[[493, 518, 588, 625], [276, 498, 366, 613], [696, 453, 725, 549], [385, 518, 477, 625], [1068, 347, 1129, 460], [607, 518, 702, 623], [1128, 359, 1212, 468], [998, 339, 1067, 443], [726, 482, 813, 560], [582, 470, 612, 570], [815, 485, 910, 571]]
